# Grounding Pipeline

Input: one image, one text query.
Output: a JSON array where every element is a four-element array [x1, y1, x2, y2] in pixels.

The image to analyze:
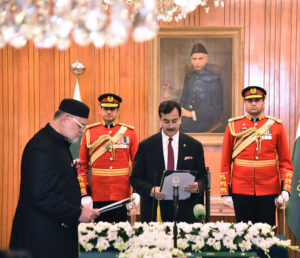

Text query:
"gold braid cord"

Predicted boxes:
[[86, 129, 111, 156], [87, 126, 128, 166], [229, 119, 275, 159]]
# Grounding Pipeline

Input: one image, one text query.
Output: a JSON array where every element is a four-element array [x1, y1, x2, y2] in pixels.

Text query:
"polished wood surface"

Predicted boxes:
[[1, 0, 300, 251]]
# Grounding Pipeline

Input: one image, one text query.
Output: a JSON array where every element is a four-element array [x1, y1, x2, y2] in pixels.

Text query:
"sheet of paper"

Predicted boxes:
[[160, 172, 196, 200]]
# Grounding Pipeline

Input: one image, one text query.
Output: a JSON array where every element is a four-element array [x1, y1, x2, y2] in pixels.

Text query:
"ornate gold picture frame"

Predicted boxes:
[[149, 27, 244, 145]]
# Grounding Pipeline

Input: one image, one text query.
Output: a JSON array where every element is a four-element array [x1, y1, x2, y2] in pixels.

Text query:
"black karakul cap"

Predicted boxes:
[[98, 93, 122, 108], [59, 99, 90, 118], [191, 43, 208, 56], [242, 86, 267, 99]]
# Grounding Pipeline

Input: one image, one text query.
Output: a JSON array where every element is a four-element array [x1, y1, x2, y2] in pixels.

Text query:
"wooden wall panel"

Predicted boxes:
[[0, 0, 299, 251], [0, 46, 3, 247]]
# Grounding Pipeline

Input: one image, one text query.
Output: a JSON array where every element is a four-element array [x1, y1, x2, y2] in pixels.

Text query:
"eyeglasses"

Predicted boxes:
[[69, 116, 86, 129], [161, 122, 180, 127]]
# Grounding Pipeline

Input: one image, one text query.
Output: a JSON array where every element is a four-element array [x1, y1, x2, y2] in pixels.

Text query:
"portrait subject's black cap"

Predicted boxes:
[[59, 99, 90, 118], [242, 86, 267, 99], [191, 43, 208, 56], [98, 93, 122, 108]]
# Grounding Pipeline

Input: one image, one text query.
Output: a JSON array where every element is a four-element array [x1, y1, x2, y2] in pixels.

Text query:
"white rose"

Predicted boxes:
[[96, 237, 110, 251], [177, 239, 189, 250], [207, 237, 216, 246]]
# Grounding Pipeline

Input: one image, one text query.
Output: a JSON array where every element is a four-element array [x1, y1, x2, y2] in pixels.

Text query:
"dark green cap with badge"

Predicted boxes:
[[59, 99, 90, 118], [98, 93, 122, 108], [242, 86, 267, 99]]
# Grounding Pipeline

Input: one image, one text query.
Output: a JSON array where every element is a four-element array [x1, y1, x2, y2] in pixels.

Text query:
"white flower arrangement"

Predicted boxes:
[[78, 221, 299, 258]]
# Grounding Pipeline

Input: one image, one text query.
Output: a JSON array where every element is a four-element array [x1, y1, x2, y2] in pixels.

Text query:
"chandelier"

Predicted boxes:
[[0, 0, 224, 50]]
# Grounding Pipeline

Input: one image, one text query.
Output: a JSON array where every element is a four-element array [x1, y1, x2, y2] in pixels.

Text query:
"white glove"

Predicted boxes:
[[223, 196, 234, 209], [275, 190, 289, 207], [81, 196, 93, 209], [131, 193, 140, 208]]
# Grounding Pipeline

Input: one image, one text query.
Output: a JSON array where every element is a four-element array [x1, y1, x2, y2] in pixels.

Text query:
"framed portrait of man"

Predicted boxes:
[[149, 27, 244, 145]]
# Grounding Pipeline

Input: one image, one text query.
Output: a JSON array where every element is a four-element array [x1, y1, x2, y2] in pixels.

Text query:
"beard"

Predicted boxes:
[[68, 135, 81, 144]]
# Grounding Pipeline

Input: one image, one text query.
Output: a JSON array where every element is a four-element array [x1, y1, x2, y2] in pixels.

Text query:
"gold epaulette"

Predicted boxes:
[[228, 116, 245, 123], [86, 122, 102, 129], [118, 122, 135, 129], [265, 116, 282, 123]]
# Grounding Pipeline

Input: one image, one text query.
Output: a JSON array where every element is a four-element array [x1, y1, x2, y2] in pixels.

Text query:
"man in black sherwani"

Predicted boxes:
[[9, 99, 100, 258], [130, 100, 207, 223], [180, 43, 223, 133]]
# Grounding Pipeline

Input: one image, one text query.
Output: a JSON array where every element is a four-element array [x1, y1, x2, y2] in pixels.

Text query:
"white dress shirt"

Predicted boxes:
[[161, 130, 179, 170]]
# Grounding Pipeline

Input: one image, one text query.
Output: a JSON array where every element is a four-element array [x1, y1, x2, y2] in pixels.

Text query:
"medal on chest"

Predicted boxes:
[[114, 136, 130, 149], [241, 123, 248, 131], [262, 128, 272, 140]]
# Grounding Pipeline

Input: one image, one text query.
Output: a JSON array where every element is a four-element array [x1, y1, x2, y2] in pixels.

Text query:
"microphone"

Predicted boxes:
[[172, 176, 180, 249], [151, 171, 158, 221], [172, 176, 180, 203], [193, 204, 206, 222]]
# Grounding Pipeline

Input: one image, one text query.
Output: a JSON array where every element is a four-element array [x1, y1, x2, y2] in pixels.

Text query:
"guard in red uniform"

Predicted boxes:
[[220, 86, 293, 225], [78, 93, 139, 222]]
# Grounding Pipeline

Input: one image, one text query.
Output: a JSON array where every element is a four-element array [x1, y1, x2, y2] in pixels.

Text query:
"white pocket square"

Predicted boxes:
[[184, 156, 193, 160]]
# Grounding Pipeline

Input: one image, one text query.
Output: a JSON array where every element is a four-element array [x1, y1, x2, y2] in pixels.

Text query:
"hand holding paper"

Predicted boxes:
[[151, 186, 166, 200], [184, 182, 199, 193], [160, 171, 196, 200]]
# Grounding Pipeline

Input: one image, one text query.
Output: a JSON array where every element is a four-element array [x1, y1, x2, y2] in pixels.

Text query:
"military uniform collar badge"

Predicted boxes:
[[102, 121, 117, 128], [247, 114, 264, 122]]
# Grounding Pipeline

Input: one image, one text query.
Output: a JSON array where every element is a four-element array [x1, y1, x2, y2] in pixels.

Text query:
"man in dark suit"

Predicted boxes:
[[9, 99, 100, 258], [130, 100, 207, 223]]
